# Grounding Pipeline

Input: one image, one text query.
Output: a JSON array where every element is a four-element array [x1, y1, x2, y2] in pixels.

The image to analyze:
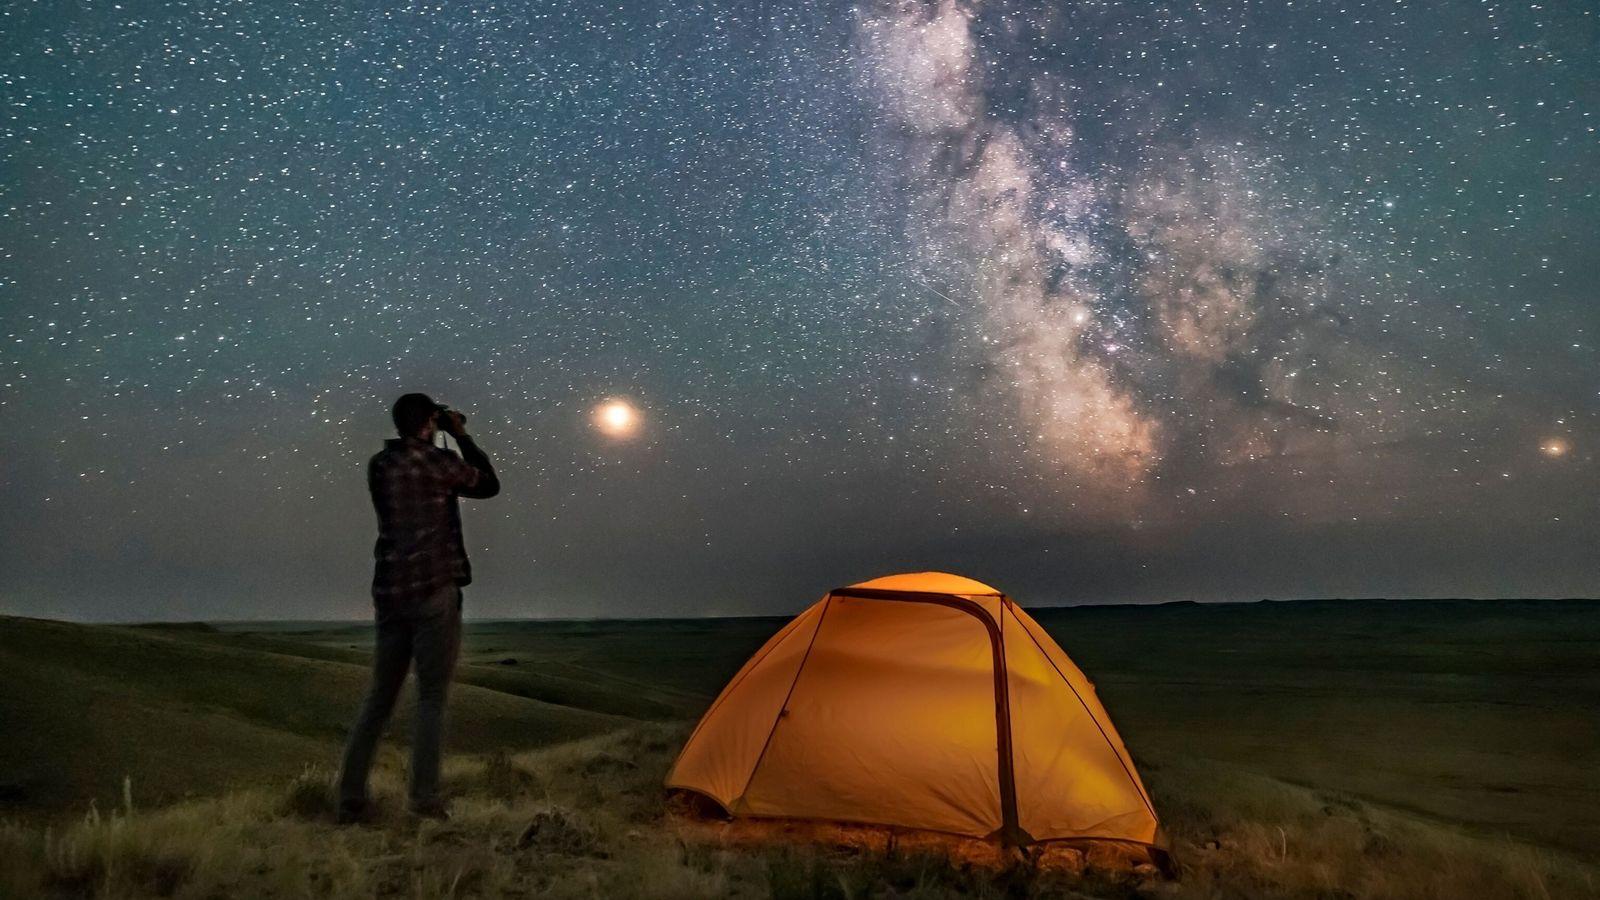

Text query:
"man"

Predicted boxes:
[[337, 392, 500, 823]]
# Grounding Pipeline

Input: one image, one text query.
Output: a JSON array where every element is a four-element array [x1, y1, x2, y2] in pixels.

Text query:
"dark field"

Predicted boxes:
[[2, 598, 1597, 897]]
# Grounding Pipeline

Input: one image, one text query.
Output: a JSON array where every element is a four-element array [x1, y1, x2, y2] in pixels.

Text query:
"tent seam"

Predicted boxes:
[[1008, 603, 1158, 823], [667, 609, 812, 775], [733, 594, 833, 805]]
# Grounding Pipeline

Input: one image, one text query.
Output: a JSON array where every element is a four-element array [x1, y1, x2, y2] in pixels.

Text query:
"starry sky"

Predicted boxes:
[[2, 0, 1596, 621]]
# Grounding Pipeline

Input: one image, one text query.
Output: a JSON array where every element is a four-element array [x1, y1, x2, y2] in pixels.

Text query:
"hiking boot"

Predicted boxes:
[[336, 799, 374, 826], [409, 799, 450, 821]]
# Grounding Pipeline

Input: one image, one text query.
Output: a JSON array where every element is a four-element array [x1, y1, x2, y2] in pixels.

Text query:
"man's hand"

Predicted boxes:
[[439, 408, 468, 437]]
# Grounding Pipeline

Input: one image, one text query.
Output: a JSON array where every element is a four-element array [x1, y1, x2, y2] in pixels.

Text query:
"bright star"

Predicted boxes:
[[593, 398, 641, 440]]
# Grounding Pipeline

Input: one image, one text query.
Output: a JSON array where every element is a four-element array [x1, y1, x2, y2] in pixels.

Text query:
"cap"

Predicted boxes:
[[392, 392, 445, 435]]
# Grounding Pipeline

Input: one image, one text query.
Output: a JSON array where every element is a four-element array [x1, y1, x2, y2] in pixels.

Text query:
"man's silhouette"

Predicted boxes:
[[337, 392, 500, 823]]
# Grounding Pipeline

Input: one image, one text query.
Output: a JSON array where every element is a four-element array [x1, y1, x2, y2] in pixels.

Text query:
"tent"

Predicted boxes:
[[666, 572, 1162, 854]]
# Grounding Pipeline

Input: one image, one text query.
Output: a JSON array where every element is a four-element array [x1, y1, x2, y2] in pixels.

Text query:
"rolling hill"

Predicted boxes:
[[0, 616, 631, 818]]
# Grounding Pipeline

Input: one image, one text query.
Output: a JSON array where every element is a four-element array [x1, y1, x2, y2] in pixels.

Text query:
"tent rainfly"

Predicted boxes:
[[666, 572, 1164, 855]]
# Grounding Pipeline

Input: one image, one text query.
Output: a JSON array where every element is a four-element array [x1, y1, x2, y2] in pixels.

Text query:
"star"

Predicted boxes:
[[1540, 438, 1570, 459], [593, 398, 642, 440]]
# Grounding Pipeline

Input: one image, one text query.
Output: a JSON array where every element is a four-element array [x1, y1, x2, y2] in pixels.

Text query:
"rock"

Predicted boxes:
[[498, 657, 518, 665], [517, 808, 605, 857]]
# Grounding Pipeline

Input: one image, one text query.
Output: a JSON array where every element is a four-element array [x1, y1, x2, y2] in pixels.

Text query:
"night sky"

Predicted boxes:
[[3, 1, 1596, 621]]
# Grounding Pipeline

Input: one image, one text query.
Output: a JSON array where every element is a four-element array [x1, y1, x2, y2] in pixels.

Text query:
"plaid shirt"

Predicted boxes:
[[369, 435, 499, 607]]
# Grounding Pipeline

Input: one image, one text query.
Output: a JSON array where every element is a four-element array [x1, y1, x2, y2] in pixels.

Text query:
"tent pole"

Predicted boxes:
[[826, 588, 1029, 845], [994, 595, 1023, 847]]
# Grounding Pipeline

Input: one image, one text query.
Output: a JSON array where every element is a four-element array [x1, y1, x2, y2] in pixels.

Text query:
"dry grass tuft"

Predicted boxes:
[[281, 764, 336, 821], [478, 750, 539, 804]]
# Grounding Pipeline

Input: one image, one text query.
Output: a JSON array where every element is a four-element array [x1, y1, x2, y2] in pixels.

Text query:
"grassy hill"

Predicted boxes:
[[3, 725, 1597, 899], [152, 622, 707, 721], [0, 617, 630, 818], [2, 600, 1597, 898], [207, 617, 785, 698]]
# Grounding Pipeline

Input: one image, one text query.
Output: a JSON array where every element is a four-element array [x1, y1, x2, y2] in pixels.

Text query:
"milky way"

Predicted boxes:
[[2, 1, 1596, 619]]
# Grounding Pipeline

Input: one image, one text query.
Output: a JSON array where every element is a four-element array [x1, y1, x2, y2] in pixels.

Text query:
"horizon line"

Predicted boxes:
[[5, 594, 1598, 627]]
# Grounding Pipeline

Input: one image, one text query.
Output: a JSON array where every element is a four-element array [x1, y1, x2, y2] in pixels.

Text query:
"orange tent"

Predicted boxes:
[[666, 572, 1161, 852]]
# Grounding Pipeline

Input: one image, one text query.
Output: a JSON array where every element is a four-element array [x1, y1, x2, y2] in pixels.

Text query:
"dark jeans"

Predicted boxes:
[[337, 583, 462, 809]]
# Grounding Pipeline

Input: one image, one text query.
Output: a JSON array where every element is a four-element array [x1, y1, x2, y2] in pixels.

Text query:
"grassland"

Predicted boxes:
[[1, 599, 1597, 898], [0, 617, 627, 816]]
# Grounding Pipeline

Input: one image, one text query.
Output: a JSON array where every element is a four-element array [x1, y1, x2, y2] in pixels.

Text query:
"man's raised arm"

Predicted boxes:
[[437, 408, 499, 499], [452, 432, 500, 499]]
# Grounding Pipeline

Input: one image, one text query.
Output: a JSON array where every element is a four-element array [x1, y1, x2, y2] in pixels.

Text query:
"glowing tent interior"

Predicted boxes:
[[666, 572, 1163, 854]]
